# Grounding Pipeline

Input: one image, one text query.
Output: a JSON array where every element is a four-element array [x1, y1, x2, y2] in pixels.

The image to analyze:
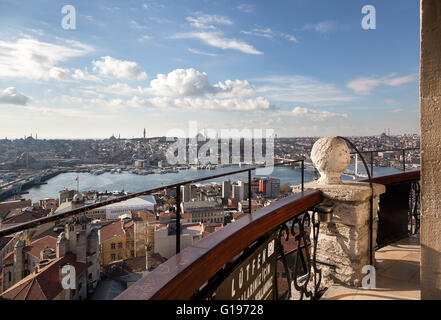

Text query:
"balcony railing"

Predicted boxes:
[[0, 150, 420, 300], [359, 170, 420, 248], [115, 189, 324, 300], [349, 147, 420, 177]]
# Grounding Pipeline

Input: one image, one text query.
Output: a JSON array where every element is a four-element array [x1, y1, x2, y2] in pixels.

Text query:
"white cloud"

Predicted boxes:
[[172, 31, 263, 55], [0, 36, 94, 81], [101, 6, 120, 12], [291, 106, 348, 121], [117, 96, 272, 112], [92, 56, 147, 80], [72, 69, 101, 82], [237, 4, 254, 13], [188, 48, 217, 56], [149, 16, 172, 24], [0, 87, 30, 105], [61, 95, 83, 104], [11, 103, 110, 119], [148, 68, 254, 97], [347, 74, 417, 94], [186, 13, 233, 29], [138, 35, 152, 42], [85, 83, 145, 96], [281, 33, 298, 43], [241, 27, 274, 38], [252, 75, 354, 105], [302, 21, 337, 34], [129, 20, 148, 30], [391, 108, 404, 113]]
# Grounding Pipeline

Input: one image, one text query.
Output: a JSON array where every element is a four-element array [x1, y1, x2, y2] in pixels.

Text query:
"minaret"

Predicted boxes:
[[143, 128, 146, 139]]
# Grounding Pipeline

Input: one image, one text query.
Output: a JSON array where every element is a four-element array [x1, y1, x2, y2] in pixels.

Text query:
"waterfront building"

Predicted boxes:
[[231, 184, 240, 200], [37, 198, 57, 211], [238, 180, 249, 201], [59, 189, 76, 205], [250, 178, 260, 196], [221, 180, 231, 202], [180, 184, 197, 202], [181, 201, 225, 224], [259, 178, 281, 198]]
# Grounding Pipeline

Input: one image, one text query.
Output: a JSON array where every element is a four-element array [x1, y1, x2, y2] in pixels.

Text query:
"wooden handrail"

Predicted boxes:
[[358, 169, 420, 185], [115, 189, 323, 300]]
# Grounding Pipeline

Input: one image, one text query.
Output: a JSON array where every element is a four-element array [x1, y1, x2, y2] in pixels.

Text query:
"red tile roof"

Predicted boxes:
[[0, 253, 90, 300], [23, 235, 58, 258], [2, 208, 50, 226], [99, 220, 125, 243]]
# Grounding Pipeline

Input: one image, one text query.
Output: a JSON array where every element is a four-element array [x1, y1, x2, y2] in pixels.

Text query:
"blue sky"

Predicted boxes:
[[0, 0, 420, 138]]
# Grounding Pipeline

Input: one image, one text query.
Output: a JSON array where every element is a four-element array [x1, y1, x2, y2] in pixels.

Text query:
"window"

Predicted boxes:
[[8, 272, 11, 282], [118, 253, 122, 259], [111, 243, 115, 249], [126, 241, 131, 248], [131, 250, 134, 257], [118, 242, 123, 249], [111, 254, 116, 261]]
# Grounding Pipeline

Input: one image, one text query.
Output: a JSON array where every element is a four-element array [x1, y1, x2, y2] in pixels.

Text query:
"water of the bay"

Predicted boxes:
[[21, 165, 402, 201]]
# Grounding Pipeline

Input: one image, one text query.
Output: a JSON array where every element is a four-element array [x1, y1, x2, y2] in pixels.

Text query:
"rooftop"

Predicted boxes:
[[105, 195, 156, 209], [0, 252, 90, 300]]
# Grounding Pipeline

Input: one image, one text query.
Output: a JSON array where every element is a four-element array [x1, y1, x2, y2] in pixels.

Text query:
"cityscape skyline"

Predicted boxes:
[[0, 0, 420, 139]]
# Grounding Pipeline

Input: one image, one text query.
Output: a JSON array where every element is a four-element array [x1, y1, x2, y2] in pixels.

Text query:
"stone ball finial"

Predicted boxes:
[[311, 137, 350, 184]]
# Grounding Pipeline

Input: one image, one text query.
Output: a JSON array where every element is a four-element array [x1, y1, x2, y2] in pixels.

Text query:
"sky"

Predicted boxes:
[[0, 0, 421, 139]]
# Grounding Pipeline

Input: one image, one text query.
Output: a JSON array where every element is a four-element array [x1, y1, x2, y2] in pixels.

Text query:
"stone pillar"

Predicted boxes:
[[306, 137, 385, 287], [420, 0, 441, 299]]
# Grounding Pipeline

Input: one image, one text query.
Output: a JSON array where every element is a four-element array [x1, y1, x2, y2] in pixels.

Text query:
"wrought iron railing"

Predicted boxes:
[[350, 147, 420, 177], [115, 190, 324, 300]]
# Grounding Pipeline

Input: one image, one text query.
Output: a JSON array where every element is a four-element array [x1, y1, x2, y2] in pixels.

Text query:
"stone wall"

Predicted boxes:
[[420, 0, 441, 299]]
